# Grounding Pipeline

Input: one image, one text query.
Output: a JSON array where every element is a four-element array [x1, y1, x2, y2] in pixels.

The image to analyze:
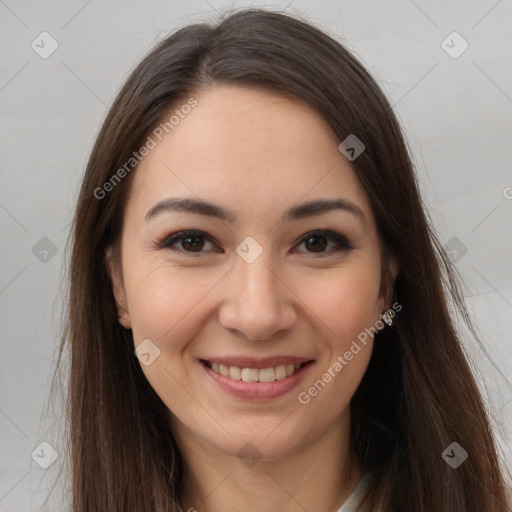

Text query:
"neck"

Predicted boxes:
[[175, 413, 362, 512]]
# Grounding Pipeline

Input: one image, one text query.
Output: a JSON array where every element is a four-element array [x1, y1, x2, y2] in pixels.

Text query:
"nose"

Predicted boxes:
[[218, 252, 298, 341]]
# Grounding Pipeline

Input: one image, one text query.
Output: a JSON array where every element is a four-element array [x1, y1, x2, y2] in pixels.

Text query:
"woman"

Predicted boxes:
[[55, 8, 511, 511]]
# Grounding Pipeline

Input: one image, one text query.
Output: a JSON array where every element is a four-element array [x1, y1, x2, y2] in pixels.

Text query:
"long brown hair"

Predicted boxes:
[[53, 8, 511, 511]]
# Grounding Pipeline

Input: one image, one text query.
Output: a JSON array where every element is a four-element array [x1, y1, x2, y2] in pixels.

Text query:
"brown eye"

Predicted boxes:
[[181, 235, 205, 252], [304, 234, 328, 252], [158, 230, 218, 254], [296, 230, 352, 255]]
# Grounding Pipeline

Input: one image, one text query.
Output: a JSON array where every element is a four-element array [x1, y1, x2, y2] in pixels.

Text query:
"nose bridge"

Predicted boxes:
[[234, 249, 282, 314], [219, 247, 296, 340], [238, 253, 279, 304]]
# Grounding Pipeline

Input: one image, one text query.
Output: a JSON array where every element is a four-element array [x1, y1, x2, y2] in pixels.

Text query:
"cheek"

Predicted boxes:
[[296, 270, 379, 416], [125, 262, 223, 347], [310, 265, 382, 345], [125, 265, 220, 404]]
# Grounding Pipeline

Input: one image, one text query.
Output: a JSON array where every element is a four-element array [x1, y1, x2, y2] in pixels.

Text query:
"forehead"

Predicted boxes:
[[127, 85, 374, 227]]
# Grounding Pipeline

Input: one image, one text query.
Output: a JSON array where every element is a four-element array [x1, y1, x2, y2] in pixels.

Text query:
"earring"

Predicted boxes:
[[381, 308, 395, 327]]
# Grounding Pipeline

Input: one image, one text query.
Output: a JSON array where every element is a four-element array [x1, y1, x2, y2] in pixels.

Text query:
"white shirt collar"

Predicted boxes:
[[336, 473, 371, 512]]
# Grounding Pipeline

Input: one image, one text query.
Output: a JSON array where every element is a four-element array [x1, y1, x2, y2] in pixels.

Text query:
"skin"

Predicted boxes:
[[108, 85, 398, 512]]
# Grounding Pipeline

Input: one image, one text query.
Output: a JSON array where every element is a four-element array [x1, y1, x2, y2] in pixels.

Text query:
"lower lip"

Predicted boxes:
[[200, 360, 314, 400]]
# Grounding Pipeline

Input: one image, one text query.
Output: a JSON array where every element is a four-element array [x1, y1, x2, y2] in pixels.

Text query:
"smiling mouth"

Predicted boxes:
[[200, 359, 314, 383]]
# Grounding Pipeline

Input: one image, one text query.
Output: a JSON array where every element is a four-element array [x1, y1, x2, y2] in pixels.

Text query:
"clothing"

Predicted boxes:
[[178, 473, 372, 512], [336, 472, 371, 512]]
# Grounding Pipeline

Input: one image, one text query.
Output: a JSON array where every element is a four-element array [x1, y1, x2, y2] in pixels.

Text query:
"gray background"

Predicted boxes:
[[1, 0, 511, 510]]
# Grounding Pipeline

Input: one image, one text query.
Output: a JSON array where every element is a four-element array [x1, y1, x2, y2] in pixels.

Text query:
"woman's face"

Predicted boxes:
[[110, 85, 395, 461]]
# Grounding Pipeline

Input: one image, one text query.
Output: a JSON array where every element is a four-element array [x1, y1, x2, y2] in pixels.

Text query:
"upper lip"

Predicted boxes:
[[200, 356, 313, 369]]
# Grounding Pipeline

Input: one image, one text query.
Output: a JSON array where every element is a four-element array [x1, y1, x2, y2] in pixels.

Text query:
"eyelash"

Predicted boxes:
[[156, 229, 353, 256]]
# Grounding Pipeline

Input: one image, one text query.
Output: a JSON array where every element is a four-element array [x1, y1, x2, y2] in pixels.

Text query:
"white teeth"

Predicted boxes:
[[275, 365, 287, 380], [241, 368, 259, 382], [207, 361, 305, 382], [229, 366, 242, 380], [258, 367, 275, 382]]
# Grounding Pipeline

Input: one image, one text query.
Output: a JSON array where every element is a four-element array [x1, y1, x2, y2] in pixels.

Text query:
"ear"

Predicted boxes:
[[385, 254, 400, 305], [378, 252, 400, 316], [105, 246, 132, 329]]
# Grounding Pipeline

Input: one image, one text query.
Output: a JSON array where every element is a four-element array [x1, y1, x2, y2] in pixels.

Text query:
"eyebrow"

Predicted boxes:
[[145, 197, 365, 225]]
